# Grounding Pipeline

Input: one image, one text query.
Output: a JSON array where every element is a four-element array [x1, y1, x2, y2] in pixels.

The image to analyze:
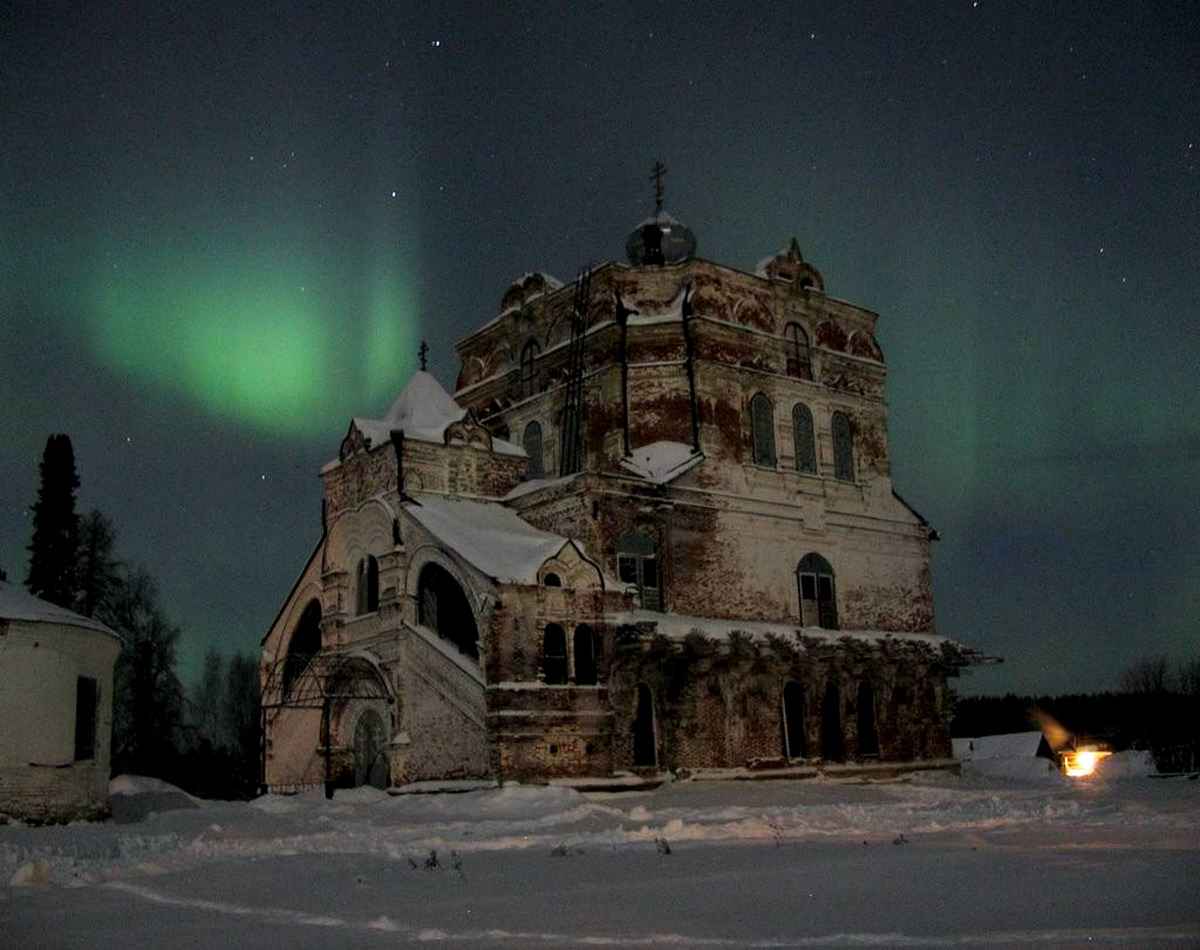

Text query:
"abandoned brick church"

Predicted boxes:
[[261, 188, 978, 791]]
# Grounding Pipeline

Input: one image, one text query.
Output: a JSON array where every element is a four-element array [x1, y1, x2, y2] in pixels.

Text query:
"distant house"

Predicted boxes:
[[0, 582, 121, 822], [953, 731, 1058, 778]]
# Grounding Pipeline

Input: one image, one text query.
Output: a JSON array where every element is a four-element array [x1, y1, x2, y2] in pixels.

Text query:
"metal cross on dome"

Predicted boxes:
[[650, 160, 667, 213], [418, 339, 429, 372]]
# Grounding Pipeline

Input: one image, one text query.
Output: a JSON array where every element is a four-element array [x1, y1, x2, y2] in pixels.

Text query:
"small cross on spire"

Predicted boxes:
[[650, 159, 667, 213], [418, 339, 429, 372]]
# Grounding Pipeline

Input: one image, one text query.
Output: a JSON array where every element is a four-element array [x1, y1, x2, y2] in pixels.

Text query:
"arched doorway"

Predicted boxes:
[[417, 562, 479, 660], [821, 679, 844, 762], [353, 708, 388, 788], [857, 681, 879, 757], [783, 681, 806, 759], [632, 684, 656, 767]]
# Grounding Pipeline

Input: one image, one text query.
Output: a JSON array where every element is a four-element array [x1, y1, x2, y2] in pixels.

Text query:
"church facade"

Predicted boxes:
[[260, 202, 977, 792]]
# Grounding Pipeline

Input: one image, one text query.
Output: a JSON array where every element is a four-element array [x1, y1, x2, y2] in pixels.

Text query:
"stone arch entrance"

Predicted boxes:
[[633, 683, 657, 768], [353, 708, 389, 788]]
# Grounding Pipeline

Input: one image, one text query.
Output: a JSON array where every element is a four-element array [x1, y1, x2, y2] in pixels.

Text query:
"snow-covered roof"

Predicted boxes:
[[607, 608, 952, 649], [619, 441, 704, 485], [404, 493, 575, 584], [350, 371, 523, 457], [0, 581, 121, 641], [954, 732, 1048, 761]]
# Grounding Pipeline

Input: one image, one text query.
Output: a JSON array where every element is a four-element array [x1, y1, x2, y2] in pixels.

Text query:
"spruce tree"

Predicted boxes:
[[25, 433, 81, 607], [75, 509, 121, 618]]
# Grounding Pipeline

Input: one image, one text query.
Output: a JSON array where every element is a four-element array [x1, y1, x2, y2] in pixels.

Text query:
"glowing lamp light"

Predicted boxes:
[[1062, 747, 1112, 778]]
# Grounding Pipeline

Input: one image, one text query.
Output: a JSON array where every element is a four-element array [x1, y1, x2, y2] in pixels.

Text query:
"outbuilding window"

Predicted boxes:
[[74, 676, 97, 761], [797, 553, 838, 629], [750, 392, 776, 467]]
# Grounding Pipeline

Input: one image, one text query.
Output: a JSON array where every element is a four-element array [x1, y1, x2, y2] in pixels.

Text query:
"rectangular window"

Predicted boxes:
[[800, 574, 817, 601], [74, 676, 97, 761], [618, 555, 639, 585], [641, 556, 658, 589]]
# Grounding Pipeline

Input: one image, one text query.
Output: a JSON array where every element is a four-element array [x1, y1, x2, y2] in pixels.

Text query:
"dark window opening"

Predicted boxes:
[[542, 572, 561, 587], [750, 392, 776, 466], [797, 553, 838, 630], [617, 534, 661, 611], [520, 339, 540, 398], [792, 403, 816, 474], [356, 555, 380, 614], [417, 563, 479, 661], [832, 411, 855, 482], [784, 322, 812, 380], [523, 420, 544, 479], [782, 681, 806, 760], [574, 625, 598, 685], [74, 676, 97, 761], [857, 681, 879, 757], [543, 624, 567, 684]]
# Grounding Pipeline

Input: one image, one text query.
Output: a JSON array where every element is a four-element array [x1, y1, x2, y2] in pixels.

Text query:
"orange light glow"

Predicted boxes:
[[1063, 748, 1112, 777]]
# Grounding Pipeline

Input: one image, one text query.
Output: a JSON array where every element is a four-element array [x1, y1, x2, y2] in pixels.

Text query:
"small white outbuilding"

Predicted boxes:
[[0, 581, 121, 822]]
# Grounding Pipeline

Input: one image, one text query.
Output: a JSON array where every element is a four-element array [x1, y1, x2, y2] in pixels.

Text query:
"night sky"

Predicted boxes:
[[4, 2, 1197, 695]]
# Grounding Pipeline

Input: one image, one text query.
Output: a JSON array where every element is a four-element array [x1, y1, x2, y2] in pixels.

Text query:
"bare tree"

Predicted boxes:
[[1118, 655, 1172, 694]]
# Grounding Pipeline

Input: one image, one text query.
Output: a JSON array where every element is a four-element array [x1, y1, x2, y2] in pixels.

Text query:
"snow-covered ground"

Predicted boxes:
[[3, 758, 1198, 948]]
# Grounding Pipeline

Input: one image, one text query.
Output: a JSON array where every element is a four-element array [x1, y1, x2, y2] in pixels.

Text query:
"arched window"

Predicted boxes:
[[542, 572, 561, 587], [857, 681, 879, 757], [821, 679, 844, 762], [782, 681, 806, 759], [750, 392, 776, 467], [797, 553, 838, 629], [417, 562, 479, 660], [356, 555, 379, 614], [574, 625, 598, 685], [832, 411, 855, 482], [617, 532, 660, 611], [523, 421, 544, 479], [792, 403, 816, 474], [784, 322, 812, 379], [543, 624, 567, 684], [282, 599, 322, 697], [520, 339, 540, 398]]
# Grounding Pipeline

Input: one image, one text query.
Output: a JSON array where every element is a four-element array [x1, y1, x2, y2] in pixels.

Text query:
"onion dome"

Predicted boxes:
[[625, 210, 697, 266]]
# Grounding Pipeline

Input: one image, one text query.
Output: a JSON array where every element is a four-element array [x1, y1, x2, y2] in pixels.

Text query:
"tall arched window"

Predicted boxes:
[[784, 322, 812, 379], [417, 562, 479, 660], [750, 392, 776, 467], [782, 681, 806, 759], [797, 553, 838, 629], [832, 411, 855, 482], [617, 532, 660, 611], [821, 679, 844, 762], [633, 683, 657, 767], [543, 624, 567, 684], [574, 624, 598, 685], [520, 339, 540, 398], [356, 555, 379, 614], [523, 421, 544, 478], [792, 403, 816, 474], [282, 599, 322, 697]]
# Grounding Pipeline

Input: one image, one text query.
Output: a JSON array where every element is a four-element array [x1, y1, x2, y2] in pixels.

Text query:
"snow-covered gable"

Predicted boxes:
[[347, 371, 523, 458], [619, 441, 704, 485], [0, 580, 121, 641], [405, 493, 577, 584]]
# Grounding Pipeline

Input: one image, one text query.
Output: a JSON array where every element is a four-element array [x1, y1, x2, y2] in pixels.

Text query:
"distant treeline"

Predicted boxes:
[[953, 656, 1200, 773]]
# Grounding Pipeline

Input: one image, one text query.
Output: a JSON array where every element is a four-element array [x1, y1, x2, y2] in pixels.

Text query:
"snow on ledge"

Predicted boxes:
[[619, 441, 703, 484]]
